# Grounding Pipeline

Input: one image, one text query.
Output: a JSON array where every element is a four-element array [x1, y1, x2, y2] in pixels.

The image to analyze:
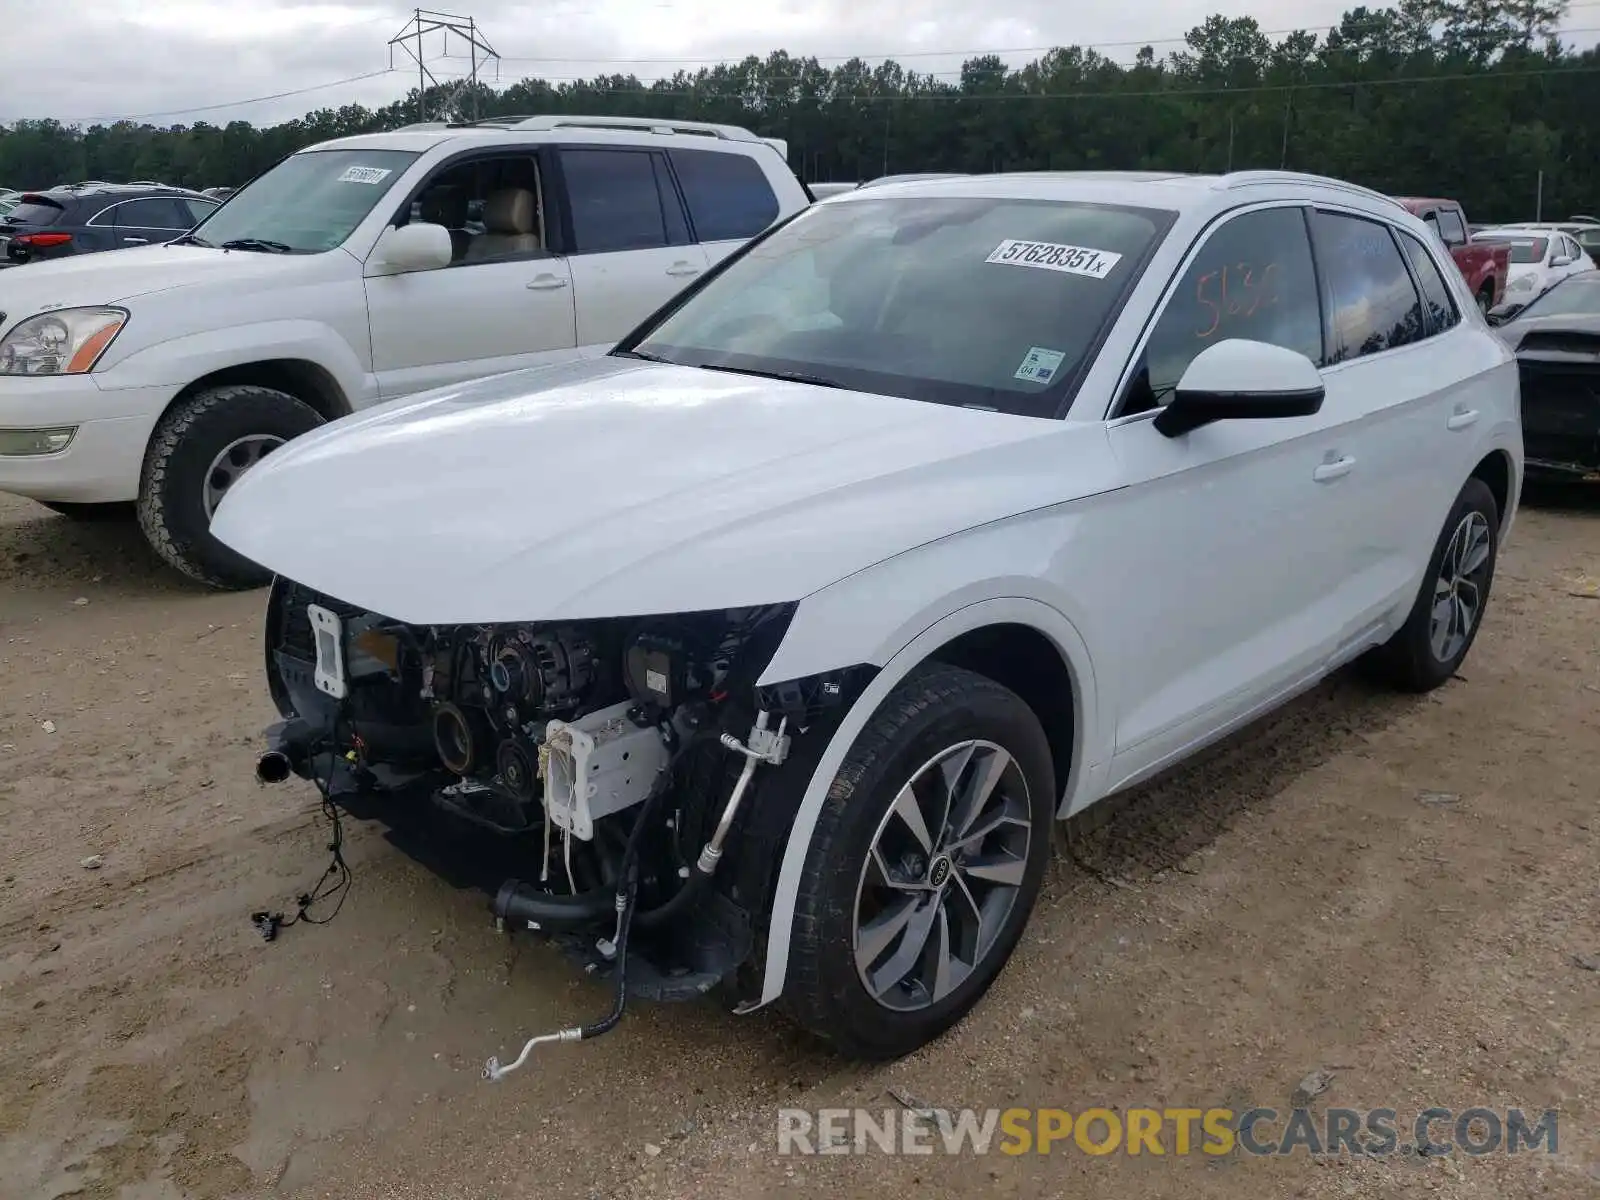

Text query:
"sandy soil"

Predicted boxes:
[[0, 487, 1597, 1200]]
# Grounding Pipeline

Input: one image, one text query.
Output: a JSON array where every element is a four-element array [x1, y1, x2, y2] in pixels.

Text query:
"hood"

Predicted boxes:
[[211, 357, 1092, 625], [0, 243, 311, 319]]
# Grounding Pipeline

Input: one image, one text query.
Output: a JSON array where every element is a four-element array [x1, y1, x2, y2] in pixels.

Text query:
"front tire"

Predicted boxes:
[[1364, 476, 1499, 692], [782, 664, 1055, 1059], [136, 385, 324, 589]]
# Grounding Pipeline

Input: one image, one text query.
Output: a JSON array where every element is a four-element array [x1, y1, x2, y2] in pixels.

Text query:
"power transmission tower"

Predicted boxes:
[[388, 8, 499, 123]]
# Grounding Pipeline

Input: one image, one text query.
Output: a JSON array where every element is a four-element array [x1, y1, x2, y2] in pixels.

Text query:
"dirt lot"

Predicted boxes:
[[0, 488, 1597, 1200]]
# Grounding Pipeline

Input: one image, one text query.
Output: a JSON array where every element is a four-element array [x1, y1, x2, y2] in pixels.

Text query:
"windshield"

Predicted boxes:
[[1517, 274, 1600, 319], [626, 196, 1171, 415], [184, 148, 418, 253], [1479, 235, 1547, 264]]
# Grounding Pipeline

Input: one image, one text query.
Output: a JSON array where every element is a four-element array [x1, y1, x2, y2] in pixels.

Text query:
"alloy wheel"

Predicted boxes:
[[852, 739, 1032, 1012], [1429, 510, 1492, 663]]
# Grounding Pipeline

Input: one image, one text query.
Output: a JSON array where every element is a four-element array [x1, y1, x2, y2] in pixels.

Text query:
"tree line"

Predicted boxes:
[[1, 0, 1594, 223]]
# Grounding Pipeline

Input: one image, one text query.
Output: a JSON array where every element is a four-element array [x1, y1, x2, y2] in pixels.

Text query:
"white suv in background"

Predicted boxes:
[[0, 115, 809, 586]]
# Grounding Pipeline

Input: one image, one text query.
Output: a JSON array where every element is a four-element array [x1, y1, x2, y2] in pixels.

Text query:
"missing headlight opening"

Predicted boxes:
[[255, 579, 864, 1079]]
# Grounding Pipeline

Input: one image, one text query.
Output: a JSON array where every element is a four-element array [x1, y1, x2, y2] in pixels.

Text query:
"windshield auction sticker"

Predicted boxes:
[[1014, 347, 1067, 384], [986, 239, 1122, 279], [338, 166, 393, 185]]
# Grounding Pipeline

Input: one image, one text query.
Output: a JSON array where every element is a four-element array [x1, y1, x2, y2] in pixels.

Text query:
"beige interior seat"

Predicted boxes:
[[464, 188, 541, 262]]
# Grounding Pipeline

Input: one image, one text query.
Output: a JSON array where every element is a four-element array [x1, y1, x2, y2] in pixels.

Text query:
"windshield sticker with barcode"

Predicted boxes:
[[1014, 346, 1066, 385], [338, 166, 393, 185], [986, 239, 1122, 278]]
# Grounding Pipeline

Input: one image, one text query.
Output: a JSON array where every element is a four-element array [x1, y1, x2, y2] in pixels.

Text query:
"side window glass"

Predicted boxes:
[[1127, 206, 1322, 413], [119, 198, 191, 229], [669, 148, 780, 242], [1398, 230, 1460, 335], [1436, 209, 1467, 246], [1311, 211, 1426, 362], [405, 154, 545, 266], [559, 149, 669, 254]]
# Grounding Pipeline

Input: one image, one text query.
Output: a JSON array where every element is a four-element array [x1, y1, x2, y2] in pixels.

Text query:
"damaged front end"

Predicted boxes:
[[255, 577, 872, 1070], [1512, 328, 1600, 482]]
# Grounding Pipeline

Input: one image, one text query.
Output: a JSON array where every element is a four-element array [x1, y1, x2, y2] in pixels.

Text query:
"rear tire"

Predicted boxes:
[[38, 501, 135, 521], [136, 385, 324, 590], [1363, 477, 1499, 693], [782, 664, 1055, 1059]]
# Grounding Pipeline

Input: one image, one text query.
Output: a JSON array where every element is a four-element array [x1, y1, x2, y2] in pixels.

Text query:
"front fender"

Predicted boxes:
[[753, 581, 1107, 1011], [94, 319, 374, 409]]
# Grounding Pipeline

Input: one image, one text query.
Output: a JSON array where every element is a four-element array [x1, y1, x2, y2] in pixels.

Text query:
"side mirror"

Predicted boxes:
[[1153, 339, 1325, 438], [1551, 254, 1574, 268], [370, 222, 452, 275]]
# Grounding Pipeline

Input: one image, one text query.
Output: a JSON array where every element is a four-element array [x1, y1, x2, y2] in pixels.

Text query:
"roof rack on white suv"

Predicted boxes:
[[455, 114, 768, 142], [1220, 169, 1404, 211]]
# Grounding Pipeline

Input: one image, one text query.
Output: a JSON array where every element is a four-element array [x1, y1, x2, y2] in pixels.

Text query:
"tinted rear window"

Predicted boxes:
[[4, 198, 65, 226], [670, 148, 780, 242]]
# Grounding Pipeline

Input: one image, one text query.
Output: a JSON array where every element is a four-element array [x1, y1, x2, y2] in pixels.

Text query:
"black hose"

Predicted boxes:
[[493, 879, 614, 928], [577, 725, 691, 1041]]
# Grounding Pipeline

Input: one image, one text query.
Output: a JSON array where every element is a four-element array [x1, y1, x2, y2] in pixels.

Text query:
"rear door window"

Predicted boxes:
[[112, 198, 194, 229], [1397, 230, 1460, 335], [1310, 211, 1426, 361], [559, 148, 676, 254], [669, 148, 780, 242]]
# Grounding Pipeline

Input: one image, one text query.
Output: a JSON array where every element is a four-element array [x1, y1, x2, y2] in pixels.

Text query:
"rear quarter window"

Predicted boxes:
[[669, 148, 780, 242]]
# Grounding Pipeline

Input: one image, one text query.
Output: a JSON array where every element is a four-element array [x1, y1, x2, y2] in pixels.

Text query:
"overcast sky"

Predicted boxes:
[[3, 0, 1597, 128]]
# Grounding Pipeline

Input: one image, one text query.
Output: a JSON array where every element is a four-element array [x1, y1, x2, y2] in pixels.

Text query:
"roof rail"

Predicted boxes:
[[1220, 169, 1404, 211], [450, 113, 766, 143], [394, 121, 454, 131]]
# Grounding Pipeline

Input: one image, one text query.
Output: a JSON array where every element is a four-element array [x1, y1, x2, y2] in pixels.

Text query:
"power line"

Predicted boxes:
[[45, 68, 400, 126]]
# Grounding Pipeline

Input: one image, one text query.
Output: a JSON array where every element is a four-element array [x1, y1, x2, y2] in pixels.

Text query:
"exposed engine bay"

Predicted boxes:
[[255, 578, 867, 1076]]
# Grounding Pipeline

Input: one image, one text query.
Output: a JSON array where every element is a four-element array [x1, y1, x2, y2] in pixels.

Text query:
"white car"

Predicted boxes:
[[214, 169, 1521, 1066], [1477, 225, 1596, 308], [0, 115, 807, 586]]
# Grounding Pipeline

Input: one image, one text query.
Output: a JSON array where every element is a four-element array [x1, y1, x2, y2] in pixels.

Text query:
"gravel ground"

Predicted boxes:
[[0, 487, 1597, 1200]]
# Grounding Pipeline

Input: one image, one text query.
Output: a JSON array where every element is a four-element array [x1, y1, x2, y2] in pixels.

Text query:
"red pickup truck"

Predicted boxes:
[[1394, 197, 1510, 314]]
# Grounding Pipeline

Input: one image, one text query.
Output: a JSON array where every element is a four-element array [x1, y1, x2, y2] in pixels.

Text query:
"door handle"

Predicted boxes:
[[1312, 455, 1356, 483], [1446, 407, 1480, 431], [123, 237, 149, 244], [665, 262, 700, 277], [526, 274, 568, 290]]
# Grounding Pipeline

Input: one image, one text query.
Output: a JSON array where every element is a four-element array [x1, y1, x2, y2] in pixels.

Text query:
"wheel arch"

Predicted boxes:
[[160, 358, 353, 424], [751, 596, 1100, 1011], [1469, 447, 1515, 534]]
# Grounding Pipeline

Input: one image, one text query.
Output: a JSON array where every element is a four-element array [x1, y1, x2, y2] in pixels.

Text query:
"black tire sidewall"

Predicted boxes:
[[138, 386, 323, 588], [790, 667, 1055, 1058]]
